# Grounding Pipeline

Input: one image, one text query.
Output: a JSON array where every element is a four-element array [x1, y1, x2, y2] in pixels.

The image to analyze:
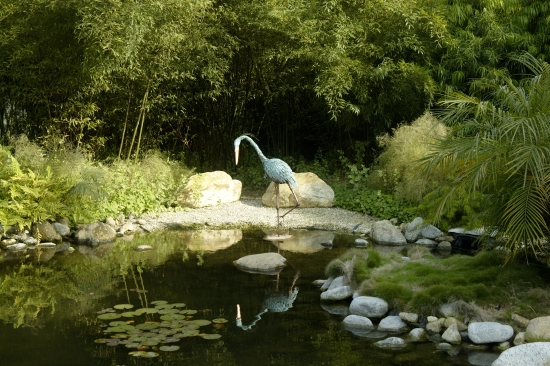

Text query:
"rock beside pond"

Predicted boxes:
[[53, 222, 71, 237], [233, 252, 286, 274], [526, 316, 550, 342], [408, 328, 428, 342], [32, 221, 62, 243], [378, 315, 408, 333], [442, 324, 462, 344], [414, 238, 438, 248], [327, 275, 346, 290], [468, 322, 514, 344], [349, 296, 388, 318], [75, 222, 117, 247], [262, 172, 334, 208], [33, 243, 57, 262], [404, 217, 423, 242], [371, 220, 406, 246], [320, 286, 354, 301], [420, 224, 444, 240], [354, 238, 368, 247], [177, 171, 242, 208], [343, 314, 374, 330], [399, 312, 419, 324], [320, 276, 334, 291], [492, 342, 550, 366]]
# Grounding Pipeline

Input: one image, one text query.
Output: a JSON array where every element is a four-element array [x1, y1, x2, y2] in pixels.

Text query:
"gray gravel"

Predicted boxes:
[[145, 198, 376, 235]]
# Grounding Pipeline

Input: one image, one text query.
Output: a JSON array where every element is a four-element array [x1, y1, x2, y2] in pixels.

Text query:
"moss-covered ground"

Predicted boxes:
[[326, 247, 550, 321]]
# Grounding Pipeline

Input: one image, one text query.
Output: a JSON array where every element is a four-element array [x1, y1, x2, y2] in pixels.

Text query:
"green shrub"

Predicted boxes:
[[333, 183, 417, 222], [373, 282, 413, 309], [368, 112, 448, 203]]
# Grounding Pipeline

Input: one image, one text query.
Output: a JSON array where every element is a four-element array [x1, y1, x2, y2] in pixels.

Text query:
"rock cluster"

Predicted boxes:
[[316, 275, 550, 365]]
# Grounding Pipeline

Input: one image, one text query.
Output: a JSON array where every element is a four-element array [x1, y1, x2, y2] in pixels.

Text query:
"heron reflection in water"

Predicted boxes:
[[236, 271, 300, 331]]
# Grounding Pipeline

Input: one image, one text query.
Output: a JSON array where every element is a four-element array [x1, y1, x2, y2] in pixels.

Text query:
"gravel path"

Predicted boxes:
[[148, 198, 377, 235]]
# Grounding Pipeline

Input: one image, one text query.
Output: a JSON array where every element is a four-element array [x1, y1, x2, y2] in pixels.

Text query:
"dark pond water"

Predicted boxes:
[[0, 229, 497, 366]]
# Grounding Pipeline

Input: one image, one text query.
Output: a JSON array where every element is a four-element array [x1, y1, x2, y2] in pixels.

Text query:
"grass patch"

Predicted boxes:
[[326, 248, 550, 321]]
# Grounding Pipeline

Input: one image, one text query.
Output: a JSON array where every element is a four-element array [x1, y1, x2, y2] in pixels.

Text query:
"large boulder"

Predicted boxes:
[[32, 221, 62, 243], [526, 316, 550, 342], [492, 342, 550, 366], [233, 252, 286, 274], [404, 217, 424, 242], [468, 322, 514, 344], [75, 222, 117, 247], [262, 172, 334, 208], [177, 171, 241, 208], [371, 220, 407, 246], [349, 296, 389, 318]]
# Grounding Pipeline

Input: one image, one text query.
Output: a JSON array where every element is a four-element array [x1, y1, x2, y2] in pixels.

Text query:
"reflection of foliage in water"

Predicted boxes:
[[0, 263, 80, 328], [0, 230, 222, 329]]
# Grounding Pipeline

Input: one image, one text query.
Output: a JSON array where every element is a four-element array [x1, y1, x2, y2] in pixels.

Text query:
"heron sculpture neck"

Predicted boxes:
[[234, 135, 267, 164]]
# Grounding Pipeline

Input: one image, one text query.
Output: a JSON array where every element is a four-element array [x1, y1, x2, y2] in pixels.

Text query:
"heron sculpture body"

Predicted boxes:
[[234, 135, 300, 231]]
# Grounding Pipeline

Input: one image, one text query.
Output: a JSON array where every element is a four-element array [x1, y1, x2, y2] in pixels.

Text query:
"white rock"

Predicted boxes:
[[349, 296, 389, 318], [468, 322, 514, 344], [178, 171, 242, 208], [526, 316, 550, 342], [320, 276, 334, 291], [442, 324, 462, 344], [513, 332, 525, 346], [408, 328, 428, 342], [233, 252, 286, 274], [492, 342, 550, 366], [404, 217, 423, 242], [378, 315, 408, 333], [420, 224, 444, 239], [399, 312, 419, 324], [320, 286, 354, 301], [371, 220, 407, 246], [327, 276, 346, 290], [342, 314, 374, 330]]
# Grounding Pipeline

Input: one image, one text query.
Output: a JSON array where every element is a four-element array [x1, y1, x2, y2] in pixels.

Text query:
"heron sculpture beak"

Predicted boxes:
[[235, 147, 240, 165]]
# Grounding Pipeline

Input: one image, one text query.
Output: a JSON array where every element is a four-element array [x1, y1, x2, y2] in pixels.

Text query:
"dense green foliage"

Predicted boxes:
[[0, 137, 192, 230], [1, 0, 550, 254], [426, 53, 550, 259]]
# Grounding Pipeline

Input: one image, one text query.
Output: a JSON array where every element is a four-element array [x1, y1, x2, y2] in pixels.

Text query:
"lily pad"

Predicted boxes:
[[160, 314, 185, 321], [114, 304, 134, 310], [136, 323, 160, 330], [125, 343, 141, 348], [141, 352, 159, 358], [150, 300, 168, 305], [121, 311, 138, 317], [135, 308, 159, 314], [164, 337, 179, 343], [94, 338, 109, 344], [212, 318, 228, 324], [159, 345, 180, 352], [171, 303, 186, 308], [189, 319, 211, 327], [201, 334, 222, 340], [97, 313, 122, 320], [129, 351, 147, 357]]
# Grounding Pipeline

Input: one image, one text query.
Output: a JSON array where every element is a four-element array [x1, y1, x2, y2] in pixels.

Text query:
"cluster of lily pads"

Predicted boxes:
[[95, 300, 228, 358]]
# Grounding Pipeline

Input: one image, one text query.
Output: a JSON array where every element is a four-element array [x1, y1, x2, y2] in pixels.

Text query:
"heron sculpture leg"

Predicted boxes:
[[275, 183, 300, 235]]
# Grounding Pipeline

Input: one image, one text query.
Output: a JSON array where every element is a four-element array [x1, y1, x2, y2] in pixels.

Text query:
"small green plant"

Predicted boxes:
[[333, 184, 417, 223]]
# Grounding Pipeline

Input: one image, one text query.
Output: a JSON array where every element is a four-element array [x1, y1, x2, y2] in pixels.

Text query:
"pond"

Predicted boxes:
[[0, 229, 498, 365]]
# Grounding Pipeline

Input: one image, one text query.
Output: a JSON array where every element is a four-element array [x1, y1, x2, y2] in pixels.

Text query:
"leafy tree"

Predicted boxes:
[[425, 52, 550, 260]]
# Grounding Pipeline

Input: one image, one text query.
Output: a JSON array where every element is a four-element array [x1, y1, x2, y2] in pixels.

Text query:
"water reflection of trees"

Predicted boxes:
[[0, 229, 242, 328]]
